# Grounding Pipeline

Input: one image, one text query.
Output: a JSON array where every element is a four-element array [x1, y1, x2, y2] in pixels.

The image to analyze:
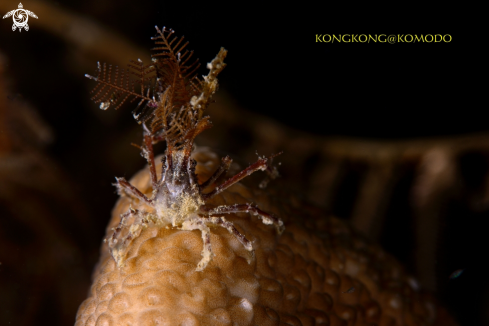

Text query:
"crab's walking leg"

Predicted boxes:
[[202, 157, 269, 200], [109, 208, 148, 247], [109, 209, 135, 244], [202, 203, 285, 234], [199, 155, 232, 190], [108, 208, 151, 266], [115, 177, 153, 205], [143, 132, 158, 189], [181, 218, 213, 271], [202, 216, 253, 252]]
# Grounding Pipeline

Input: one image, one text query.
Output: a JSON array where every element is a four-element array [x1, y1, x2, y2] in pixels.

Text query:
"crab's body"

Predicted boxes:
[[155, 149, 203, 223]]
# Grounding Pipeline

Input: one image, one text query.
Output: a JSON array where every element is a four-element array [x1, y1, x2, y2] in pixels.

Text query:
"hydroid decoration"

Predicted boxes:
[[86, 26, 284, 271]]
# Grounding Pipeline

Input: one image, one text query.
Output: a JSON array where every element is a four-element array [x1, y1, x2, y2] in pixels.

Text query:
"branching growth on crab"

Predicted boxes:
[[87, 26, 284, 271]]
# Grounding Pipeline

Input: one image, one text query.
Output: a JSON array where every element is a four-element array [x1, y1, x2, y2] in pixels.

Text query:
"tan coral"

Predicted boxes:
[[76, 146, 456, 326]]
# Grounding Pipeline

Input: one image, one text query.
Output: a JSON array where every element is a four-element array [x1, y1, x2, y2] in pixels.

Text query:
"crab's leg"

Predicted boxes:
[[143, 132, 158, 189], [166, 144, 174, 173], [107, 208, 151, 266], [202, 157, 269, 200], [199, 155, 232, 190], [108, 208, 147, 247], [115, 177, 153, 205], [201, 203, 285, 234], [109, 209, 134, 244], [181, 218, 213, 271], [202, 216, 253, 252], [187, 156, 200, 189]]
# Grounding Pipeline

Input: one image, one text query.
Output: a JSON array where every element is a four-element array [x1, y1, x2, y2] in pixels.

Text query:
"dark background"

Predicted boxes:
[[1, 1, 478, 140], [0, 0, 483, 325]]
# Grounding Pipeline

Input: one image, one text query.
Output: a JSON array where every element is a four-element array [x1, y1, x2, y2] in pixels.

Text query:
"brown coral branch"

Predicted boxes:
[[350, 161, 398, 239]]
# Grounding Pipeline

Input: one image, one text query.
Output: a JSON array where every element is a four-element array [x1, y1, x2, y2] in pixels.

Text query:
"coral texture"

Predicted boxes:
[[76, 147, 455, 326]]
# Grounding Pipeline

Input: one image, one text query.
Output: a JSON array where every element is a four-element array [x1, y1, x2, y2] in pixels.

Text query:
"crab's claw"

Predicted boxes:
[[12, 24, 16, 32], [24, 23, 29, 31]]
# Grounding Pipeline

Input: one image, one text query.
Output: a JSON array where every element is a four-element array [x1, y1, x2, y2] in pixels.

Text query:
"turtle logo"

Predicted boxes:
[[2, 3, 38, 32]]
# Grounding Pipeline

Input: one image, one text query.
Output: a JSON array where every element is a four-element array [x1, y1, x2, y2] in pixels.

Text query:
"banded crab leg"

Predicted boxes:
[[107, 208, 152, 266], [201, 203, 285, 234], [199, 155, 232, 190], [180, 217, 213, 271], [202, 152, 282, 200], [202, 216, 255, 264], [142, 132, 158, 189], [132, 127, 159, 190], [201, 216, 253, 252], [182, 213, 257, 271], [114, 177, 153, 205]]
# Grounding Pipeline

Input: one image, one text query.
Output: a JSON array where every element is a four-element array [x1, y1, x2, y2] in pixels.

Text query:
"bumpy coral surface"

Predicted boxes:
[[76, 147, 455, 326]]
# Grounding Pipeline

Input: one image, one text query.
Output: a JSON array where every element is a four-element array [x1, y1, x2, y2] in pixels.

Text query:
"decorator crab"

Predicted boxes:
[[86, 26, 284, 270]]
